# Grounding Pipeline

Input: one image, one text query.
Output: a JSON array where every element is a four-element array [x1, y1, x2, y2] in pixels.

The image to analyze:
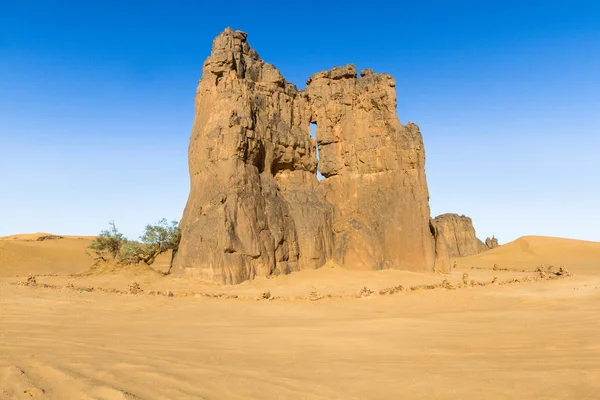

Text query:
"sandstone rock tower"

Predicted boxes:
[[431, 214, 488, 257], [174, 28, 447, 283]]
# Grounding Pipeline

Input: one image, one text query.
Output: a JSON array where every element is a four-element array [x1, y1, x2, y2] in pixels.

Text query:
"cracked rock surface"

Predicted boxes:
[[174, 28, 447, 284]]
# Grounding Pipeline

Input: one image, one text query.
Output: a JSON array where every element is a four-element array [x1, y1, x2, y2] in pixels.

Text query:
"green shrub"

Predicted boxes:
[[88, 219, 181, 268], [139, 219, 181, 265], [88, 221, 126, 260], [116, 240, 145, 264]]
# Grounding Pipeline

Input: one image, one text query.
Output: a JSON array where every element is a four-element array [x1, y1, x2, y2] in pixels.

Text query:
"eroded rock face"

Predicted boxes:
[[431, 214, 488, 258], [430, 219, 452, 274], [304, 66, 436, 272], [173, 28, 333, 284], [174, 28, 445, 283], [486, 236, 500, 249]]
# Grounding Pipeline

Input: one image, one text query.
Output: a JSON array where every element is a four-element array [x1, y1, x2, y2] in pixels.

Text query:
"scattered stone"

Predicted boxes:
[[378, 285, 405, 295], [410, 284, 438, 291], [441, 279, 455, 290], [309, 290, 322, 301], [23, 387, 45, 397], [260, 290, 272, 300], [127, 282, 142, 295], [26, 275, 37, 286], [462, 273, 470, 285], [357, 286, 373, 297]]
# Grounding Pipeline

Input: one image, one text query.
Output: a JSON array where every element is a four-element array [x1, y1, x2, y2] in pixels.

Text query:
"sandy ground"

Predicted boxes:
[[0, 234, 95, 277], [1, 235, 600, 399]]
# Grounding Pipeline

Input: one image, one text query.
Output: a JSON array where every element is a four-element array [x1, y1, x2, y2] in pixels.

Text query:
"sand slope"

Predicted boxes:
[[0, 233, 174, 277], [457, 235, 600, 274], [0, 234, 95, 277]]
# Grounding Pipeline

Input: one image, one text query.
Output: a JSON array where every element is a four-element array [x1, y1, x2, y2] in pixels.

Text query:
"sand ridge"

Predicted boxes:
[[457, 235, 600, 274], [0, 234, 95, 277]]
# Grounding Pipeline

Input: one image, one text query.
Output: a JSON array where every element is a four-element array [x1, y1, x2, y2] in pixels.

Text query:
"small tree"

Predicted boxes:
[[117, 240, 145, 264], [88, 221, 126, 259], [88, 219, 180, 269], [138, 219, 181, 266]]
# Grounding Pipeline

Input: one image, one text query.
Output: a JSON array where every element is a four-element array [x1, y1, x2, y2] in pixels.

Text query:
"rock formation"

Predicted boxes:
[[430, 219, 452, 274], [304, 66, 437, 272], [431, 214, 488, 258], [173, 29, 332, 284], [174, 28, 448, 284], [485, 236, 500, 249]]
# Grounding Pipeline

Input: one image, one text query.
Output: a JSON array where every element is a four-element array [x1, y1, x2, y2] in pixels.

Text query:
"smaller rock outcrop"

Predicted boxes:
[[432, 214, 488, 258], [35, 235, 64, 241], [485, 236, 499, 249]]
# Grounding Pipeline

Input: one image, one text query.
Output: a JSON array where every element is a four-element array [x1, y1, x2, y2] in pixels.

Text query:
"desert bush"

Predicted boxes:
[[116, 240, 145, 264], [138, 219, 181, 265], [89, 219, 180, 267], [88, 221, 126, 259]]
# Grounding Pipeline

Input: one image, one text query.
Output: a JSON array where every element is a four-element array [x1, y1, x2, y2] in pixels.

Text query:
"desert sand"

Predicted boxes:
[[1, 234, 600, 399], [0, 234, 95, 277]]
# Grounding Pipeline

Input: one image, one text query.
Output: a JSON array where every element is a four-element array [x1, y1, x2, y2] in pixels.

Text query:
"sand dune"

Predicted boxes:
[[1, 235, 600, 399], [0, 233, 173, 278], [0, 234, 95, 277], [458, 235, 600, 274]]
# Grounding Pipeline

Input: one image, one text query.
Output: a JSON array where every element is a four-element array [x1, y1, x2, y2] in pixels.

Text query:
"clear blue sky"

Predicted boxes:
[[1, 0, 599, 243]]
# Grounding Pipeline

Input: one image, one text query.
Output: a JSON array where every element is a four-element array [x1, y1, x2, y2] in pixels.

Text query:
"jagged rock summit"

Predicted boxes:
[[174, 28, 448, 284], [486, 236, 500, 249], [431, 214, 488, 258]]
